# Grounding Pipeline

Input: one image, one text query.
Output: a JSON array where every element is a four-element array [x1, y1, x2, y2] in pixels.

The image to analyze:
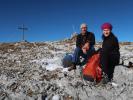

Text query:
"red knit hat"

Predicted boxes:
[[101, 23, 113, 30]]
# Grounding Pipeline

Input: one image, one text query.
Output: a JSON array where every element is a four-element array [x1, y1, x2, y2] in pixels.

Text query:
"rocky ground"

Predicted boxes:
[[0, 40, 133, 100]]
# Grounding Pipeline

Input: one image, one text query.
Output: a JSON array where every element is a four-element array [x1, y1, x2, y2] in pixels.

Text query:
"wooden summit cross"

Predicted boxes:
[[18, 24, 28, 42]]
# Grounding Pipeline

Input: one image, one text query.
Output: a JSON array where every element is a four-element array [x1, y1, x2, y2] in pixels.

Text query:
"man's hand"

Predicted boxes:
[[82, 47, 87, 54], [82, 42, 90, 54], [83, 42, 90, 50]]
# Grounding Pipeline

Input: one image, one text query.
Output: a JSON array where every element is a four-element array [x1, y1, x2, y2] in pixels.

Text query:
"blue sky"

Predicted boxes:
[[0, 0, 133, 42]]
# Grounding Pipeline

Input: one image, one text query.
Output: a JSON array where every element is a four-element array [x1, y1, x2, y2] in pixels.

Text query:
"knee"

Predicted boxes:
[[74, 47, 82, 52]]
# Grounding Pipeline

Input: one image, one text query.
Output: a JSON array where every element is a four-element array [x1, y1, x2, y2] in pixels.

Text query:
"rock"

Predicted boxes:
[[0, 42, 133, 100], [52, 95, 60, 100], [89, 95, 106, 100], [0, 91, 8, 100], [41, 93, 47, 100]]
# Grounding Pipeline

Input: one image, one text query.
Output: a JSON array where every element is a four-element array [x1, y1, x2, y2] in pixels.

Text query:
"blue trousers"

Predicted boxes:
[[72, 47, 95, 65]]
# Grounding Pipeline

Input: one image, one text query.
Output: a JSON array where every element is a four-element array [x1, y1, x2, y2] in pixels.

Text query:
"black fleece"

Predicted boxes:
[[100, 33, 120, 80], [76, 31, 95, 48]]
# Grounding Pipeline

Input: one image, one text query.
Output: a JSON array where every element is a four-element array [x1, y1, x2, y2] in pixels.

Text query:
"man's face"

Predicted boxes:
[[81, 27, 87, 35], [103, 29, 111, 37]]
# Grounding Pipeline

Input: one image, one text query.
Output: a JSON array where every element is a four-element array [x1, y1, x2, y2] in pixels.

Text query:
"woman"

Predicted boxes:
[[100, 23, 120, 83]]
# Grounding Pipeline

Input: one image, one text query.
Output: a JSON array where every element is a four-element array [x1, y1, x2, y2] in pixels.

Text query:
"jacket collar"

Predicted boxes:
[[80, 31, 89, 36], [102, 32, 114, 40]]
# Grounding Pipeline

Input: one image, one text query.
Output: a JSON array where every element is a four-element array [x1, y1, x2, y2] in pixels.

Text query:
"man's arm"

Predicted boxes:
[[76, 35, 81, 48], [86, 32, 95, 48], [90, 33, 95, 46]]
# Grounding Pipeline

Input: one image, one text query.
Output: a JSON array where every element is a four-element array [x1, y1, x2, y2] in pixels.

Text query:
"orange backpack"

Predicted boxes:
[[82, 53, 102, 82]]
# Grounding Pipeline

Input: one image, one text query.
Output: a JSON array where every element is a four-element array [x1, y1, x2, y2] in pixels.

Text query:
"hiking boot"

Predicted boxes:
[[98, 73, 109, 85], [100, 77, 109, 84], [68, 63, 76, 71]]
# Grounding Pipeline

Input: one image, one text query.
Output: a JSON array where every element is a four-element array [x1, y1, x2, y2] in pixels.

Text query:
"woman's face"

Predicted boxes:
[[103, 29, 111, 37]]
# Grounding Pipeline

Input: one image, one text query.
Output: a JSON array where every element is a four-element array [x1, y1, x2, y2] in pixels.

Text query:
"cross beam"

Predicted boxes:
[[18, 24, 28, 42]]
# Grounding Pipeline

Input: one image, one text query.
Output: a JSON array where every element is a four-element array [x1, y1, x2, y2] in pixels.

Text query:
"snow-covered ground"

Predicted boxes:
[[0, 41, 133, 100]]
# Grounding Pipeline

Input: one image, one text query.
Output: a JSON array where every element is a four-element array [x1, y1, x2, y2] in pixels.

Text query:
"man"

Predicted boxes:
[[68, 23, 95, 71], [100, 23, 120, 83]]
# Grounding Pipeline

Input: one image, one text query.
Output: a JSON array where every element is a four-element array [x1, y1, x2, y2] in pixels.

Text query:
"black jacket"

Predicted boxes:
[[76, 31, 95, 48], [100, 33, 120, 73]]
